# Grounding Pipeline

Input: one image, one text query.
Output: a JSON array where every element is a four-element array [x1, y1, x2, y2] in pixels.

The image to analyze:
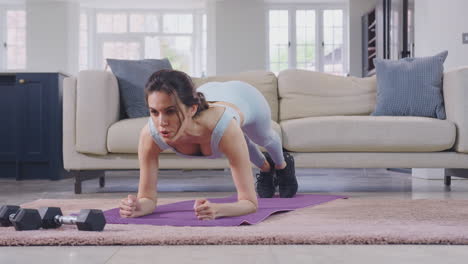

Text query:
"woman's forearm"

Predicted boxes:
[[214, 199, 258, 218]]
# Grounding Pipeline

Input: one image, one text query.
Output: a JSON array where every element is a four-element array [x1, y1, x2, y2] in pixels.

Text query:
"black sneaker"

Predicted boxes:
[[265, 152, 279, 189], [255, 152, 276, 198], [276, 152, 298, 198]]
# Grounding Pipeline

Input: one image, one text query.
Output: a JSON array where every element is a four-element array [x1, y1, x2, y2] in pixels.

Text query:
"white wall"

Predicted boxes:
[[414, 0, 468, 70], [412, 0, 468, 180], [206, 0, 217, 76], [214, 0, 266, 75], [26, 0, 79, 74], [348, 0, 376, 77]]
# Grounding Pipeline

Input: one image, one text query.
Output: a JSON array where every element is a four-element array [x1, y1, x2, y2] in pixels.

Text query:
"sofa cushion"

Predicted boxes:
[[192, 71, 279, 122], [278, 69, 377, 121], [281, 116, 455, 152], [372, 50, 448, 119], [107, 58, 173, 118], [107, 118, 283, 154]]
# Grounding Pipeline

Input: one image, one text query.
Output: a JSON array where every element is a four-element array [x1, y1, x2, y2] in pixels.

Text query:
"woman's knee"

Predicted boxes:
[[253, 130, 281, 148]]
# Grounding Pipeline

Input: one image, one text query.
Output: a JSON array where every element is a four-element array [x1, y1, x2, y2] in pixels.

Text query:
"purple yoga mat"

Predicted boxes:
[[102, 194, 348, 227]]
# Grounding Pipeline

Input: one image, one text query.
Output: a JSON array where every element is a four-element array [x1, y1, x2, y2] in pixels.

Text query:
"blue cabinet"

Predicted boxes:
[[0, 73, 67, 180]]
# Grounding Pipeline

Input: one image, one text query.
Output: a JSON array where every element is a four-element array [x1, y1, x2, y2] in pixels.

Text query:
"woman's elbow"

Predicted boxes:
[[239, 197, 258, 213], [250, 199, 259, 213]]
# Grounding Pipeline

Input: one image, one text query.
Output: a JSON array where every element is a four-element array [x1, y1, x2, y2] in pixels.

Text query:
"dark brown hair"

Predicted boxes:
[[144, 69, 209, 121]]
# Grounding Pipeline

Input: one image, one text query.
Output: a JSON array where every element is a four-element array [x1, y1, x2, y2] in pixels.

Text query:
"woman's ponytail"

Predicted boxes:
[[195, 91, 209, 116]]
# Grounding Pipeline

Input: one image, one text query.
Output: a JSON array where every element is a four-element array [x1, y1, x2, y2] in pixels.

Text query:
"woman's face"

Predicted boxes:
[[147, 91, 192, 142]]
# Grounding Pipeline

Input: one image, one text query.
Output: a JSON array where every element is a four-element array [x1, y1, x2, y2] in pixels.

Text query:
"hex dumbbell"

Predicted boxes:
[[0, 205, 42, 231], [39, 207, 106, 231]]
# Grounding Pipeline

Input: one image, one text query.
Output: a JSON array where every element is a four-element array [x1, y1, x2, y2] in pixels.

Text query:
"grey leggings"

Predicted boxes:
[[197, 81, 285, 168]]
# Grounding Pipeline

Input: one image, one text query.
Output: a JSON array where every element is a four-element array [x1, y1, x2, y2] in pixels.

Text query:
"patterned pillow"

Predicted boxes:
[[371, 51, 448, 119], [107, 58, 173, 118]]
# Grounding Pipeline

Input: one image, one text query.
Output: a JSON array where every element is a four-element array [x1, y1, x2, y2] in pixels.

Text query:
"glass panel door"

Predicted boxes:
[[268, 10, 289, 74], [322, 9, 344, 75], [296, 10, 316, 71]]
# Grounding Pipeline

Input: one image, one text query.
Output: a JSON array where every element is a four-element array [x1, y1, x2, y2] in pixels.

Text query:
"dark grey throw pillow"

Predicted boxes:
[[371, 51, 448, 119], [107, 58, 173, 118]]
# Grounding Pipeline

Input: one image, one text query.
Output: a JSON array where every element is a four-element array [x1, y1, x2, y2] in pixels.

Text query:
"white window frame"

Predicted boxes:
[[83, 8, 206, 77], [79, 8, 91, 71], [265, 3, 349, 75], [0, 6, 6, 71], [0, 4, 26, 71], [267, 9, 290, 73]]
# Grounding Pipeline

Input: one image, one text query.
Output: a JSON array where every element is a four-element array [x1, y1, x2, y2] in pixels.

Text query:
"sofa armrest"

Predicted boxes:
[[444, 66, 468, 153], [75, 70, 120, 155], [63, 76, 77, 169]]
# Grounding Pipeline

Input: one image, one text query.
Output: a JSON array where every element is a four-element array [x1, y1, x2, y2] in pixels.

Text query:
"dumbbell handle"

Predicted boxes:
[[54, 215, 78, 225]]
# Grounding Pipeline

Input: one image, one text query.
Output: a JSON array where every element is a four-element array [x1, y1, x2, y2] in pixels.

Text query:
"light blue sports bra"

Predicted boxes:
[[148, 104, 241, 159]]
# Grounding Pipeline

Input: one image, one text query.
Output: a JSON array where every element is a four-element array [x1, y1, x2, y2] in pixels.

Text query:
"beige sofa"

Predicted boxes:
[[63, 68, 468, 194]]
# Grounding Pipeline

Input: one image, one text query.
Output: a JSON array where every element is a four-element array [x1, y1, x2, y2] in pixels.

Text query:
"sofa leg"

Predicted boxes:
[[75, 179, 82, 194], [72, 170, 106, 194], [99, 176, 105, 188], [444, 168, 468, 187], [444, 175, 451, 186]]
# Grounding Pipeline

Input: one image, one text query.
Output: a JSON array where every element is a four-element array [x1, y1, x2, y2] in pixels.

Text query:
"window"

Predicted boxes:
[[296, 10, 316, 71], [268, 6, 347, 76], [323, 9, 344, 75], [130, 13, 158, 33], [268, 10, 289, 73], [81, 10, 206, 77], [0, 6, 26, 71], [103, 41, 140, 62], [163, 14, 193, 33], [201, 14, 207, 77], [97, 13, 127, 33], [407, 8, 414, 57]]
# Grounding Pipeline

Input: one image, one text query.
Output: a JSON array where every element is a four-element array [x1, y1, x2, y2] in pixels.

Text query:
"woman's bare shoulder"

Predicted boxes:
[[139, 123, 162, 154]]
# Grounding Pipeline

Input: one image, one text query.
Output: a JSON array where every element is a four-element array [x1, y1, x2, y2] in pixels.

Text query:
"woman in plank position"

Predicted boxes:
[[119, 70, 298, 220]]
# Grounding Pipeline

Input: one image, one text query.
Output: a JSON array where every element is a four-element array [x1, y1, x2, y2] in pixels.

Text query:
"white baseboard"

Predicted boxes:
[[412, 168, 466, 180]]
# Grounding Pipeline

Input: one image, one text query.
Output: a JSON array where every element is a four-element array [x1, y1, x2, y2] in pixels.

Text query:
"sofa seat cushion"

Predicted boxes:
[[281, 116, 456, 152], [107, 118, 282, 154]]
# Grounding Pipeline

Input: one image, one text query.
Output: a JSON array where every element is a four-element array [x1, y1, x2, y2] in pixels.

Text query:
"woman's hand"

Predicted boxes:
[[119, 194, 143, 218], [194, 198, 219, 220]]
